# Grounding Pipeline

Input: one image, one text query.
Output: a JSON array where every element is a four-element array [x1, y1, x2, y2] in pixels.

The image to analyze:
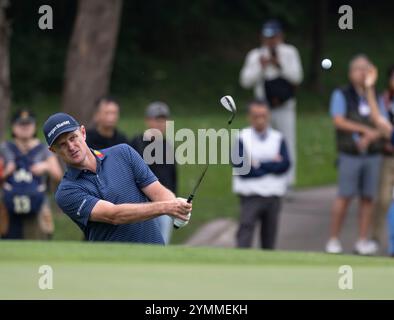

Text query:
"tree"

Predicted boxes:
[[62, 0, 122, 124], [0, 0, 10, 140]]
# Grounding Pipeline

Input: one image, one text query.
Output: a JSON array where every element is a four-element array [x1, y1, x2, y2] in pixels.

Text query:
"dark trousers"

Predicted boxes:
[[236, 195, 282, 249]]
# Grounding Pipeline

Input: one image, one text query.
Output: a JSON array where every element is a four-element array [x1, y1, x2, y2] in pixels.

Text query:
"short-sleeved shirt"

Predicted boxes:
[[0, 140, 52, 165], [130, 134, 177, 193], [329, 89, 388, 118], [55, 144, 164, 244], [0, 140, 52, 200]]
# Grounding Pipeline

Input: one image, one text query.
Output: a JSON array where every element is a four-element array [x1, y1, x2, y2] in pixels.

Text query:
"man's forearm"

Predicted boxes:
[[3, 162, 15, 179], [142, 181, 176, 202], [111, 202, 166, 224], [334, 117, 372, 134], [240, 54, 263, 89], [91, 200, 168, 225], [365, 87, 381, 124], [280, 52, 303, 85], [365, 87, 392, 138]]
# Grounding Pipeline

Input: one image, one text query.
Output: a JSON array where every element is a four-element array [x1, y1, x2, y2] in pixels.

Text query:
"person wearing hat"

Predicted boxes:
[[0, 109, 63, 239], [86, 96, 128, 150], [44, 112, 191, 244], [130, 102, 177, 244], [239, 19, 303, 189]]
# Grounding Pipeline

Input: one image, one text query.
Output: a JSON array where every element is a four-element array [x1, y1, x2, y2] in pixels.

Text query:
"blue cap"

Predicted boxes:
[[262, 19, 282, 38], [43, 113, 80, 147]]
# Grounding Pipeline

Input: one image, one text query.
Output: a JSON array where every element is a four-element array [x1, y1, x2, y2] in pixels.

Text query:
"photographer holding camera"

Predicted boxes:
[[239, 19, 303, 189]]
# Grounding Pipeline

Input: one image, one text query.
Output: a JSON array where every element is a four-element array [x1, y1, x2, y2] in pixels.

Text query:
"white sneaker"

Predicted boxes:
[[369, 240, 379, 253], [325, 238, 343, 254], [354, 239, 378, 255]]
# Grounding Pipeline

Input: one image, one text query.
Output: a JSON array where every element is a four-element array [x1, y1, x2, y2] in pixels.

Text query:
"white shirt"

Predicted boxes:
[[233, 127, 289, 197], [239, 43, 303, 100]]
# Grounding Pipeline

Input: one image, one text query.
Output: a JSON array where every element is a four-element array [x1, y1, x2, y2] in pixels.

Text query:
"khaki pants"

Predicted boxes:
[[372, 156, 394, 242]]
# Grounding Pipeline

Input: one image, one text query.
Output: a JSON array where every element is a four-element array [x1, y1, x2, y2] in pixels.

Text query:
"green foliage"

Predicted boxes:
[[8, 0, 394, 101]]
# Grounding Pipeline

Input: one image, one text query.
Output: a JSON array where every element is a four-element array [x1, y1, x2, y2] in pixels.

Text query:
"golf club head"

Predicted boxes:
[[220, 95, 237, 125], [220, 95, 237, 114]]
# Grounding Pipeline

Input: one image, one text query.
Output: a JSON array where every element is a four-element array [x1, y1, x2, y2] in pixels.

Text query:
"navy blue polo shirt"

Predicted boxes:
[[55, 144, 164, 244]]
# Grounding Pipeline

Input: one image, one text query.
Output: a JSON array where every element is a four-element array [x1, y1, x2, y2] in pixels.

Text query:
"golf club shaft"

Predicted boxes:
[[174, 98, 236, 229], [186, 112, 234, 203], [187, 163, 209, 203]]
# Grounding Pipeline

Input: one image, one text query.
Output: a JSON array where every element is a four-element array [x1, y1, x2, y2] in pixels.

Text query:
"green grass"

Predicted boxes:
[[0, 241, 393, 299]]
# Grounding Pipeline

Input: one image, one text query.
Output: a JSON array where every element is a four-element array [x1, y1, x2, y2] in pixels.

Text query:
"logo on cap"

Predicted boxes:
[[47, 120, 71, 138], [43, 112, 81, 147]]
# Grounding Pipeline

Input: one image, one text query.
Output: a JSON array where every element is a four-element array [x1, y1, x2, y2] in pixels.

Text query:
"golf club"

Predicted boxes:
[[174, 95, 237, 228]]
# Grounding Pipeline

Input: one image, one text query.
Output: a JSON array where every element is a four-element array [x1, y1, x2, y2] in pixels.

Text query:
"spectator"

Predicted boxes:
[[0, 154, 8, 237], [130, 102, 176, 244], [86, 96, 128, 150], [239, 19, 303, 189], [372, 66, 394, 247], [326, 55, 385, 255], [233, 100, 291, 249], [1, 109, 63, 239], [364, 65, 394, 257]]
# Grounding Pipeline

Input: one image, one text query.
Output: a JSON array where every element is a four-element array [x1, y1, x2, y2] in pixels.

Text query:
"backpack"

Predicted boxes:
[[264, 77, 295, 108], [3, 142, 46, 217]]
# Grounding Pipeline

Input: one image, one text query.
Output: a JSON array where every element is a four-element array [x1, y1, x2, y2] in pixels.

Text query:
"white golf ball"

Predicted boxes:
[[321, 58, 332, 69]]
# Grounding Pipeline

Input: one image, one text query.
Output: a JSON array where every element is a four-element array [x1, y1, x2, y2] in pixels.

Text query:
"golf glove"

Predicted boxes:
[[174, 212, 192, 229]]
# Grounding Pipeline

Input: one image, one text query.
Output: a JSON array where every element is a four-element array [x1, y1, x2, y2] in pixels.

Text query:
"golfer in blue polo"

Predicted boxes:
[[43, 113, 192, 244]]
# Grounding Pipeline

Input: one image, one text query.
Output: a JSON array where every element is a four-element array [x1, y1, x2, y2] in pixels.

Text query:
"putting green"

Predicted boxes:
[[0, 241, 393, 299]]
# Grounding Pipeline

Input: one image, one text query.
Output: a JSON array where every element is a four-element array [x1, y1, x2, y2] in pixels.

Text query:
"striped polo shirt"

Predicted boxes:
[[55, 144, 164, 244]]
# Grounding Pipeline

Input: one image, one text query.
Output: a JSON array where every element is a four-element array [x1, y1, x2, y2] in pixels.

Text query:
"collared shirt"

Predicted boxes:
[[252, 128, 268, 141], [130, 134, 177, 193], [55, 144, 164, 244]]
